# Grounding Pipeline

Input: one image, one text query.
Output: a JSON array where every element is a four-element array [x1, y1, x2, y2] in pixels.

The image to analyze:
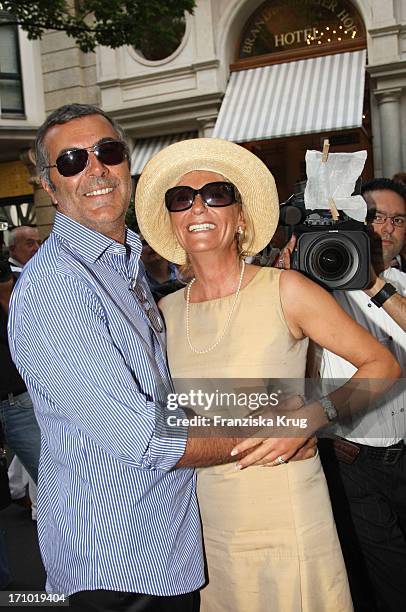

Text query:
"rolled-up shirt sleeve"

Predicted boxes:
[[8, 272, 187, 471]]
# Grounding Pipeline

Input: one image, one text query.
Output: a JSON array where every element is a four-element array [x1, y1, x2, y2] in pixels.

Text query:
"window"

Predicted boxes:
[[134, 14, 186, 61], [0, 11, 24, 115]]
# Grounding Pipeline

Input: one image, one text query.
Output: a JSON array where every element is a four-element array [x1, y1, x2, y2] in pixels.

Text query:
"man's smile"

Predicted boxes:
[[84, 187, 115, 197]]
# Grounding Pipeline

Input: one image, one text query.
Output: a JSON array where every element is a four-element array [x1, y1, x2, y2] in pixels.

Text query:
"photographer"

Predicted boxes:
[[140, 237, 186, 301], [277, 178, 406, 612]]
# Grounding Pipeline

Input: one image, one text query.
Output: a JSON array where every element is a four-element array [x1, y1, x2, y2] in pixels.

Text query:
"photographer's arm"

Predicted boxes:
[[363, 270, 406, 332]]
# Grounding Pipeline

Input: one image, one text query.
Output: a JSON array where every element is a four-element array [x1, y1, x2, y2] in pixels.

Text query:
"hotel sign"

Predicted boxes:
[[239, 0, 364, 58]]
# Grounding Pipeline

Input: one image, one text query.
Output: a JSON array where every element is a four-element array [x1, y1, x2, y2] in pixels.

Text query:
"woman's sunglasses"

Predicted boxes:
[[44, 140, 128, 177], [165, 181, 238, 212]]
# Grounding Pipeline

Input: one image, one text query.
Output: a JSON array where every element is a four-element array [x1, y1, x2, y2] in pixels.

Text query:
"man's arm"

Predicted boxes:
[[9, 272, 186, 472], [176, 428, 315, 468], [177, 434, 241, 468], [176, 396, 318, 469], [9, 274, 316, 473], [364, 272, 406, 331]]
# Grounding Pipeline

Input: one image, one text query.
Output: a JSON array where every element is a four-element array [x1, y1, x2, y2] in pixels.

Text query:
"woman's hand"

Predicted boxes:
[[230, 394, 316, 469], [232, 435, 314, 469], [260, 436, 317, 466]]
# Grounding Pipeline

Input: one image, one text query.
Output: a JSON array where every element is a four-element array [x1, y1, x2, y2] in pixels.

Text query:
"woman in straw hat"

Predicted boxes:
[[136, 138, 398, 612]]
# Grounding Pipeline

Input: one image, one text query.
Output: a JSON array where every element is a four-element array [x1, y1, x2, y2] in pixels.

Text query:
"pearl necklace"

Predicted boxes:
[[185, 259, 246, 354]]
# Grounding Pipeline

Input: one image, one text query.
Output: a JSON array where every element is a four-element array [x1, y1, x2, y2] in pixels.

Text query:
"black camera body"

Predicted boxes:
[[280, 195, 370, 291]]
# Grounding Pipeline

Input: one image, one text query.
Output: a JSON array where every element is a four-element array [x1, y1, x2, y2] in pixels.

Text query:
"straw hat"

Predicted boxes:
[[135, 138, 279, 265]]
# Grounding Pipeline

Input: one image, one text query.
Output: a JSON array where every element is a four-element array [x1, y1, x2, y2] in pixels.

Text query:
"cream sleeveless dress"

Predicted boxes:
[[160, 267, 352, 612]]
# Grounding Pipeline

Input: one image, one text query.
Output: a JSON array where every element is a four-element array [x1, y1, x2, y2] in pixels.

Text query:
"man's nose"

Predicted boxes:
[[382, 217, 396, 233], [86, 151, 109, 176]]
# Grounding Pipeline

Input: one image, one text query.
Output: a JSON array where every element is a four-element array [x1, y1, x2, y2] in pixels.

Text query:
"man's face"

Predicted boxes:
[[366, 189, 406, 266], [10, 227, 41, 265], [41, 115, 132, 241], [141, 240, 164, 266]]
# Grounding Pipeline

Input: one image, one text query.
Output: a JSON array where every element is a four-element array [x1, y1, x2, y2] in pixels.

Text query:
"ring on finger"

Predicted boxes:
[[274, 455, 286, 465]]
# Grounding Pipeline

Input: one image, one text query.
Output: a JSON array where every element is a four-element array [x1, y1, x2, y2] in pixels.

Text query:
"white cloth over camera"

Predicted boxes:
[[304, 150, 367, 222]]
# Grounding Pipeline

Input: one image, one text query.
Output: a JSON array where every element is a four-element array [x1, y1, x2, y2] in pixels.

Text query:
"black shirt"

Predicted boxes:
[[0, 292, 26, 399]]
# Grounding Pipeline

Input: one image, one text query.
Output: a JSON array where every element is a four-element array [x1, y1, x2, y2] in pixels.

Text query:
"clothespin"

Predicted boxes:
[[321, 139, 329, 162], [328, 197, 339, 221], [321, 138, 339, 220]]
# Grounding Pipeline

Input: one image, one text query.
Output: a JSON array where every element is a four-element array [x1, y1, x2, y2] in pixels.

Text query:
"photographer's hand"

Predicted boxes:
[[275, 234, 296, 269]]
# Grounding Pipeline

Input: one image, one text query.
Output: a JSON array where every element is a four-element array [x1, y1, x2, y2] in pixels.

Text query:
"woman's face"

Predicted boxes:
[[169, 170, 245, 259]]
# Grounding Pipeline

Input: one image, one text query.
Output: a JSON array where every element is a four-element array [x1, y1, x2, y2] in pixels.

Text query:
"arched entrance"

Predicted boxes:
[[214, 0, 372, 201]]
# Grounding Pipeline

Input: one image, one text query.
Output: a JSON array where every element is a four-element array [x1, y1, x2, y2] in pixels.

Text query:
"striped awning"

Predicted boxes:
[[212, 50, 366, 142], [131, 131, 197, 175]]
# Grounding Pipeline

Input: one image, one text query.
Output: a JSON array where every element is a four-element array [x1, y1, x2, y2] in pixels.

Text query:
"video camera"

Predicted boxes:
[[279, 191, 370, 291]]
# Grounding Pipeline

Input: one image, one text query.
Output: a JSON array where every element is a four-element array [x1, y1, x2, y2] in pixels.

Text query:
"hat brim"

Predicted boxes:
[[135, 138, 279, 265]]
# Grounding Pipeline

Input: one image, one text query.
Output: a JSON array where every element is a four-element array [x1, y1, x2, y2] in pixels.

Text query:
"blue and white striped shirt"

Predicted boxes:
[[8, 212, 204, 596]]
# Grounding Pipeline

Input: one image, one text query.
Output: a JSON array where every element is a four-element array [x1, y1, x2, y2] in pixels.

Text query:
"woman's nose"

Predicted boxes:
[[191, 194, 207, 214]]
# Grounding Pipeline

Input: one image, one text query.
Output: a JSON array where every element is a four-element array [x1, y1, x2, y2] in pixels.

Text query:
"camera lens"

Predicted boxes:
[[304, 235, 360, 289], [316, 245, 350, 279], [296, 229, 370, 290]]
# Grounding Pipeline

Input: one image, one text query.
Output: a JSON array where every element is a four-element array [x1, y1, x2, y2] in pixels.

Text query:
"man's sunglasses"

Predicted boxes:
[[165, 181, 238, 212], [44, 140, 128, 177]]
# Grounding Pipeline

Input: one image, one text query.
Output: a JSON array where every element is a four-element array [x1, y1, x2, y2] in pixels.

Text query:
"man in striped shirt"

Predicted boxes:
[[7, 104, 204, 611]]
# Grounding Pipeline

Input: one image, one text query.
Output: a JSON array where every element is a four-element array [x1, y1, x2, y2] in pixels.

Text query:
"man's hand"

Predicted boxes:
[[274, 234, 296, 270]]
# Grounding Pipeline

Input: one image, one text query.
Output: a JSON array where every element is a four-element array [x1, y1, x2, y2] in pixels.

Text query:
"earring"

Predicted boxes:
[[236, 226, 247, 257]]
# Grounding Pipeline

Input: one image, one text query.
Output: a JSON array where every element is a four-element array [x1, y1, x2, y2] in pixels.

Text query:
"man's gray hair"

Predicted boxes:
[[35, 104, 128, 191], [8, 225, 37, 248]]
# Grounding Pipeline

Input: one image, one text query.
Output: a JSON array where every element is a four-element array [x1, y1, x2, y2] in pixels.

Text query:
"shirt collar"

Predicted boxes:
[[52, 212, 142, 267], [8, 257, 23, 268]]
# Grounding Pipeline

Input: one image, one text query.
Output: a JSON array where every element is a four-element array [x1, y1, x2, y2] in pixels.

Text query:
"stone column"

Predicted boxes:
[[197, 117, 217, 137], [374, 88, 402, 177], [20, 148, 55, 240]]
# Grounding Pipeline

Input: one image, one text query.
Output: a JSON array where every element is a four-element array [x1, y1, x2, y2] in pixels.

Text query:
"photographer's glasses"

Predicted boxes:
[[165, 181, 238, 213], [371, 211, 406, 228], [44, 140, 128, 177]]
